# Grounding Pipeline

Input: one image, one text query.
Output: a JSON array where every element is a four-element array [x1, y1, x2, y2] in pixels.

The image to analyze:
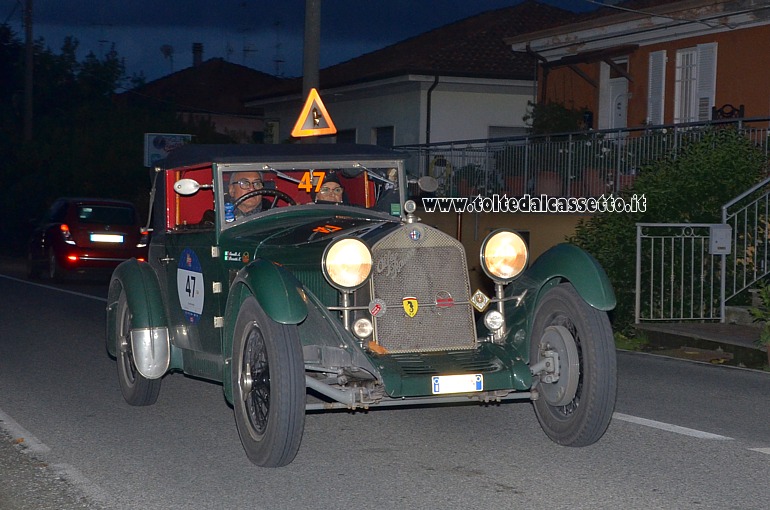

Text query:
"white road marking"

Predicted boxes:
[[0, 408, 51, 454], [614, 412, 733, 440], [0, 274, 107, 302], [748, 448, 770, 455], [0, 408, 113, 507]]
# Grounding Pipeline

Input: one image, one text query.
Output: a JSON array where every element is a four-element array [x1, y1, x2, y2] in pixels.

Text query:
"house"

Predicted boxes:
[[244, 1, 579, 146], [505, 0, 770, 130], [120, 45, 287, 144]]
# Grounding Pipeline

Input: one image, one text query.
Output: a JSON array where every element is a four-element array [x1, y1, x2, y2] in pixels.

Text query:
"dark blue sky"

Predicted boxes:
[[3, 1, 596, 82]]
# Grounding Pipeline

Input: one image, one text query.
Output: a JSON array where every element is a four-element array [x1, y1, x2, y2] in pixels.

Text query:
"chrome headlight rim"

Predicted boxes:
[[480, 229, 529, 283], [322, 237, 373, 291]]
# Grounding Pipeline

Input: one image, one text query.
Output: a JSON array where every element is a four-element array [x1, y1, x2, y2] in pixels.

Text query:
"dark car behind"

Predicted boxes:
[[27, 197, 148, 281]]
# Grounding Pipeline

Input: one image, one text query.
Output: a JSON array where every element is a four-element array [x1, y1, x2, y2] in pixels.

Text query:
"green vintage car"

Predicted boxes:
[[106, 143, 617, 467]]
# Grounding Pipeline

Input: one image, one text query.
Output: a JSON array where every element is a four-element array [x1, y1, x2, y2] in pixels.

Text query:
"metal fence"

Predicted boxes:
[[399, 117, 770, 198]]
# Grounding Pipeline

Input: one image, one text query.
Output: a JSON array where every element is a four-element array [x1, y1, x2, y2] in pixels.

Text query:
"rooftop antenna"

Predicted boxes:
[[160, 44, 174, 73], [273, 20, 285, 77], [243, 43, 257, 66]]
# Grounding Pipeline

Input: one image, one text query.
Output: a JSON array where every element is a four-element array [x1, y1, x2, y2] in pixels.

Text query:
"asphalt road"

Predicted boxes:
[[2, 264, 770, 509]]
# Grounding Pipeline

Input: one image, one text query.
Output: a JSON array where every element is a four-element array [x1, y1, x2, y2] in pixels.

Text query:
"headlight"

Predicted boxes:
[[322, 238, 372, 290], [480, 229, 528, 283]]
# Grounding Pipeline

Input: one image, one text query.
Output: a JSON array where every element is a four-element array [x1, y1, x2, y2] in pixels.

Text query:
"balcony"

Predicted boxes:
[[398, 117, 770, 199]]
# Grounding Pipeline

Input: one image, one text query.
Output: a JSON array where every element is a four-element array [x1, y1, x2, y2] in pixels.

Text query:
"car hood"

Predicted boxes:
[[219, 206, 400, 264]]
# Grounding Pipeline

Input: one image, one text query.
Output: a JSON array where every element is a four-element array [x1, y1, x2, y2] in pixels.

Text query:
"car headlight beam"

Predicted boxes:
[[480, 229, 528, 283], [322, 238, 372, 291]]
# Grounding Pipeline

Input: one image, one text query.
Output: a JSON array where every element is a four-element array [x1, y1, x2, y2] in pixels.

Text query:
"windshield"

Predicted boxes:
[[218, 161, 403, 226]]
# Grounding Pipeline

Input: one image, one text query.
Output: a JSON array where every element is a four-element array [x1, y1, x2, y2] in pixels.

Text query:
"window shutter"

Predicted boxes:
[[696, 42, 717, 121], [647, 50, 666, 125]]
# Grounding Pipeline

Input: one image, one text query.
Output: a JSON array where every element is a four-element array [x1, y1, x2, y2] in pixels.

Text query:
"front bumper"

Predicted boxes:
[[374, 343, 531, 398]]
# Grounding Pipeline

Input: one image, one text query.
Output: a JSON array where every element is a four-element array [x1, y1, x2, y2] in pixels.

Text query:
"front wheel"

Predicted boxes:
[[232, 296, 305, 467], [530, 283, 616, 446], [115, 289, 161, 406]]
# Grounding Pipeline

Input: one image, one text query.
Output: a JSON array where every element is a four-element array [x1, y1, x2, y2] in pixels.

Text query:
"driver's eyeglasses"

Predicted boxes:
[[319, 186, 343, 194], [235, 179, 263, 190]]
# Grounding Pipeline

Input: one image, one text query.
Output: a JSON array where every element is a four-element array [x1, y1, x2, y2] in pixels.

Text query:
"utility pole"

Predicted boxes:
[[301, 0, 321, 142], [302, 0, 320, 98], [23, 0, 33, 141]]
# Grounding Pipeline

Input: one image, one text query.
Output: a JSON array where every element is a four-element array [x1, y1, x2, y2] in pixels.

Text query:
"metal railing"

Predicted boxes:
[[399, 117, 770, 198], [721, 175, 770, 305]]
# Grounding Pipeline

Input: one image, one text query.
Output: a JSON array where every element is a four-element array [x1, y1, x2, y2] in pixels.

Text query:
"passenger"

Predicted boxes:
[[312, 173, 346, 204]]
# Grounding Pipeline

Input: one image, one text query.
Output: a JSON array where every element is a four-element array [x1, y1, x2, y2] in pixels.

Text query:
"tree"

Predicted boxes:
[[0, 26, 235, 255]]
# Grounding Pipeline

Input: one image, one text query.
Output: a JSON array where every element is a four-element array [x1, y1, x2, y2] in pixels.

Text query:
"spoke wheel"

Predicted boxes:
[[232, 296, 305, 467], [116, 290, 161, 406], [530, 283, 616, 446]]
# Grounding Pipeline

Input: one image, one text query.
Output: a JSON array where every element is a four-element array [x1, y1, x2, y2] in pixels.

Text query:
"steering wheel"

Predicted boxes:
[[232, 189, 297, 211]]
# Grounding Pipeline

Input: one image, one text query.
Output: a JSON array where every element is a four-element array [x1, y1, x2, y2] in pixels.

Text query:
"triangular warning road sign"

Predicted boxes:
[[291, 88, 337, 137]]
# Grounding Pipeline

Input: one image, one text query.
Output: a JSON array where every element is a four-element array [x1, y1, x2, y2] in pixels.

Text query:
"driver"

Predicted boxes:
[[228, 171, 270, 217]]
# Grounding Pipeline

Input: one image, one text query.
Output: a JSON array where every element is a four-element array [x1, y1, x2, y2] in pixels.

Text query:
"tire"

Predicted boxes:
[[232, 296, 305, 467], [26, 251, 40, 280], [47, 248, 65, 282], [115, 289, 161, 406], [530, 282, 617, 446]]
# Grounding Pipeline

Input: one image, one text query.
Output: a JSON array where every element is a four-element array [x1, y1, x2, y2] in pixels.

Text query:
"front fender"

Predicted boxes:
[[525, 243, 616, 311], [235, 258, 309, 325], [106, 259, 169, 358]]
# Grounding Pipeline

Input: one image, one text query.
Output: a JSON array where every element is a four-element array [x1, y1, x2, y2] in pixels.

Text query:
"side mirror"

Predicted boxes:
[[173, 178, 212, 196], [417, 176, 439, 193]]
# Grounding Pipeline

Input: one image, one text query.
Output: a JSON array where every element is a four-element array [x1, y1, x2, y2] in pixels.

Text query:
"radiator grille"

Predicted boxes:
[[370, 223, 476, 352]]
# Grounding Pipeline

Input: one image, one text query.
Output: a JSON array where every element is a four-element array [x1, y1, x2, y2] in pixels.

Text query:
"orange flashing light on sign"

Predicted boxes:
[[291, 88, 337, 137]]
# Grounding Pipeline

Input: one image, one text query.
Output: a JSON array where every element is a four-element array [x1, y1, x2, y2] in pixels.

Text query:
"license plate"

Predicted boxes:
[[90, 233, 124, 243], [431, 374, 483, 395]]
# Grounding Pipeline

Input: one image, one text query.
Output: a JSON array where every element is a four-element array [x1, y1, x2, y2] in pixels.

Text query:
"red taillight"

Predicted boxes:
[[60, 224, 75, 245], [66, 254, 78, 262], [137, 228, 150, 248], [137, 257, 146, 262]]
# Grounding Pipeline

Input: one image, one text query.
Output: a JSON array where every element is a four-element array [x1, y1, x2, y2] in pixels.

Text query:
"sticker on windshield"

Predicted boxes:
[[177, 248, 204, 324], [298, 170, 325, 192]]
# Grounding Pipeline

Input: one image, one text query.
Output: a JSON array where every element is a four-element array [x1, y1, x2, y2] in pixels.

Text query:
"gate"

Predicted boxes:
[[635, 223, 725, 322]]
